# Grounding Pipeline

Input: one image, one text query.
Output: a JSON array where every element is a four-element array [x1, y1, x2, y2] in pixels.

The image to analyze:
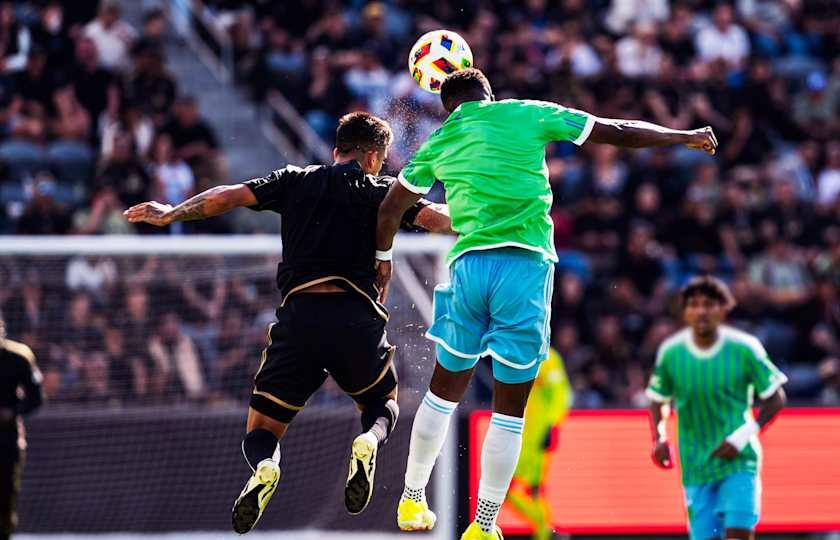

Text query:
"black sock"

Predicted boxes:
[[242, 428, 278, 471], [361, 399, 399, 445]]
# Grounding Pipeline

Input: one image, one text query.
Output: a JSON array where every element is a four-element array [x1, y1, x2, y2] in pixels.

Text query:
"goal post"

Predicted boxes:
[[1, 234, 455, 540]]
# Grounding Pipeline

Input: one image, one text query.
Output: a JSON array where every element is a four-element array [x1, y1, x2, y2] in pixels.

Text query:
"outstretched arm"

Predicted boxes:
[[587, 118, 718, 154], [123, 184, 257, 226]]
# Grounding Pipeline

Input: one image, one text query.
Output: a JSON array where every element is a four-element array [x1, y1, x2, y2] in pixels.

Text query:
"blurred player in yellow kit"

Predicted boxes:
[[506, 348, 572, 540]]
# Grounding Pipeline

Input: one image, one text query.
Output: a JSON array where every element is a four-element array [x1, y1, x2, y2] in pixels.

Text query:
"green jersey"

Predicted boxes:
[[398, 99, 593, 265], [646, 325, 787, 485]]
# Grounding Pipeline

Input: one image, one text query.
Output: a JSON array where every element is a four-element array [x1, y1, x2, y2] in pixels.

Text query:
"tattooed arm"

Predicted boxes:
[[123, 184, 258, 226]]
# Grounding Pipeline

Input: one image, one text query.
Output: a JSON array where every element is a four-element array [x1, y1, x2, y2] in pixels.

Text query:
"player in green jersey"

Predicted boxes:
[[507, 348, 572, 540], [647, 276, 787, 540], [375, 68, 718, 540]]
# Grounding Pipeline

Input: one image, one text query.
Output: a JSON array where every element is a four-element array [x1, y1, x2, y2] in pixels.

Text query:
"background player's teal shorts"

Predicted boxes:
[[683, 472, 761, 539], [425, 247, 554, 384]]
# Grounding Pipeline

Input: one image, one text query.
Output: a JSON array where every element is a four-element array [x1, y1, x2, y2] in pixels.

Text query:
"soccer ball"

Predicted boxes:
[[408, 30, 473, 94]]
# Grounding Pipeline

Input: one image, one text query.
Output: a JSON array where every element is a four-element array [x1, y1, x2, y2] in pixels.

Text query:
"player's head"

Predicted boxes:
[[440, 68, 494, 113], [680, 275, 735, 337], [334, 112, 393, 175]]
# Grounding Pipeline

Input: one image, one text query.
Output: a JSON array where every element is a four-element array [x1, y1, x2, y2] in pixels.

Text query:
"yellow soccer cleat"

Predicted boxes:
[[345, 432, 378, 515], [460, 521, 504, 540], [397, 497, 437, 531], [231, 459, 280, 534]]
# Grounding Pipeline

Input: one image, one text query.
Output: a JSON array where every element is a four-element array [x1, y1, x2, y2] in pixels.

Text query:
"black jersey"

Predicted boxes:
[[0, 339, 43, 452], [244, 160, 426, 319]]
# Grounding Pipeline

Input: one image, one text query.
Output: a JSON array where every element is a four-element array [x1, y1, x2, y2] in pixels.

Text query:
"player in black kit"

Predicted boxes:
[[124, 112, 451, 533], [0, 319, 43, 540]]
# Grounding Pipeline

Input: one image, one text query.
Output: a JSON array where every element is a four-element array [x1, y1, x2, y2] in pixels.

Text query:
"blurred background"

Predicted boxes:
[[0, 0, 838, 538]]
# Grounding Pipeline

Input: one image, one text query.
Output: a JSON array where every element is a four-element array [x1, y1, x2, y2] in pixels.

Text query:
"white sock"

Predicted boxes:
[[402, 390, 458, 502], [475, 413, 524, 532]]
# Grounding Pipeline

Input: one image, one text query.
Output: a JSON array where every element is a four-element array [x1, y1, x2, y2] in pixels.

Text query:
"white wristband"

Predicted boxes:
[[375, 249, 393, 261], [725, 419, 760, 452]]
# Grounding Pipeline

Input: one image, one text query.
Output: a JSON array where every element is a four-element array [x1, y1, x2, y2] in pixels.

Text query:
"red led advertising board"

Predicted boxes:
[[468, 408, 840, 535]]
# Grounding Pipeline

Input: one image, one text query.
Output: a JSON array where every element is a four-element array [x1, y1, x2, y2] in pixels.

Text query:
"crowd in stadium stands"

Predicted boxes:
[[0, 0, 224, 236], [0, 255, 282, 405], [2, 0, 840, 407]]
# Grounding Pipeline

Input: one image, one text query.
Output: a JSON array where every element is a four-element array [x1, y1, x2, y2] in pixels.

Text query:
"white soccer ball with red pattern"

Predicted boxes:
[[408, 30, 473, 94]]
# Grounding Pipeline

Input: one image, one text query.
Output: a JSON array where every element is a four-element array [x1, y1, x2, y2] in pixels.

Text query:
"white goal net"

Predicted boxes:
[[0, 234, 455, 540]]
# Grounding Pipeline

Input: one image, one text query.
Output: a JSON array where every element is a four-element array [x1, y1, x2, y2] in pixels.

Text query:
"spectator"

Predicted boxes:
[[216, 310, 250, 399], [148, 312, 206, 401], [617, 220, 668, 313], [344, 50, 390, 115], [49, 84, 94, 184], [695, 4, 750, 69], [29, 0, 74, 72], [126, 45, 177, 124], [95, 131, 152, 209], [718, 178, 760, 267], [120, 285, 154, 401], [69, 36, 120, 127], [546, 22, 602, 78], [658, 5, 695, 66], [103, 325, 130, 402], [761, 178, 816, 248], [251, 26, 307, 104], [65, 256, 118, 300], [615, 22, 662, 78], [793, 71, 838, 141], [351, 2, 397, 69], [302, 46, 352, 141], [748, 235, 813, 362], [1, 269, 44, 339], [100, 101, 155, 159], [818, 141, 840, 209], [668, 201, 728, 276], [61, 292, 103, 357], [604, 0, 669, 36], [160, 95, 220, 184], [133, 8, 166, 53], [15, 174, 72, 235], [12, 47, 53, 113], [82, 0, 137, 72], [0, 0, 31, 73], [149, 133, 194, 234]]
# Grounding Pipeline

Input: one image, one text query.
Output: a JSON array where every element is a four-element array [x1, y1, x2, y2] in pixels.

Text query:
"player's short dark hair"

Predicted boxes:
[[680, 275, 736, 311], [440, 68, 493, 112], [335, 112, 393, 155]]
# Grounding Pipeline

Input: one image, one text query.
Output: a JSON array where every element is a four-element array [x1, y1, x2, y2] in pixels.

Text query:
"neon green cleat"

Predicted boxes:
[[231, 459, 280, 534], [460, 521, 504, 540], [345, 432, 378, 515], [397, 497, 437, 531]]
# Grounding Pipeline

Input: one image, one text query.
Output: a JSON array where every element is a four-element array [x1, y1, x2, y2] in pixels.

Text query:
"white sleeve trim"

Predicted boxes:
[[758, 373, 788, 400], [397, 171, 432, 195], [572, 114, 596, 146], [645, 387, 672, 403]]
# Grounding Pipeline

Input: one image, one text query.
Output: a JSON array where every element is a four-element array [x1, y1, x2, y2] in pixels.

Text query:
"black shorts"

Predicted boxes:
[[250, 293, 397, 423], [0, 447, 22, 537]]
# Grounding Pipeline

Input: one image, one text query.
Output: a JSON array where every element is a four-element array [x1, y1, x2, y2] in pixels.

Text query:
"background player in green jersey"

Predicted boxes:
[[506, 348, 572, 540], [376, 68, 718, 540], [647, 276, 787, 540]]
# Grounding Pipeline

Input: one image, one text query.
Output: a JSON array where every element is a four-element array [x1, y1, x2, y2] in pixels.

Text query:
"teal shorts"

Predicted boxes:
[[425, 248, 554, 384], [684, 472, 761, 539]]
